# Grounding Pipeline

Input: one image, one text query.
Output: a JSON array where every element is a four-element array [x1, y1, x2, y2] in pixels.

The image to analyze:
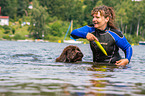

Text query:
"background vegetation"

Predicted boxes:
[[0, 0, 145, 44]]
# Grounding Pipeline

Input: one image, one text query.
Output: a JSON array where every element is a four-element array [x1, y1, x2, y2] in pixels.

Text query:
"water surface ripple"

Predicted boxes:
[[0, 41, 145, 96]]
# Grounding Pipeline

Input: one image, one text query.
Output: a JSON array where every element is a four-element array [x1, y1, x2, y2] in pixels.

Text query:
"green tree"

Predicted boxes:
[[29, 0, 48, 39], [83, 0, 102, 24], [95, 0, 103, 7], [132, 0, 145, 36], [0, 0, 17, 19], [17, 0, 29, 17], [49, 21, 63, 37], [102, 0, 122, 7], [114, 0, 145, 38], [3, 25, 11, 34], [0, 0, 145, 41], [12, 28, 15, 34], [39, 0, 84, 26], [115, 0, 133, 33]]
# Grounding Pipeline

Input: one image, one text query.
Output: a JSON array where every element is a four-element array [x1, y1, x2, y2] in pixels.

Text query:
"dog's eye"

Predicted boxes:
[[77, 49, 80, 51], [72, 49, 75, 51], [77, 48, 80, 50]]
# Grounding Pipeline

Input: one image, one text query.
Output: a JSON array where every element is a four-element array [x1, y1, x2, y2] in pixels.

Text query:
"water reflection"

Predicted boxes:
[[0, 41, 145, 96], [53, 63, 124, 96], [87, 65, 118, 96]]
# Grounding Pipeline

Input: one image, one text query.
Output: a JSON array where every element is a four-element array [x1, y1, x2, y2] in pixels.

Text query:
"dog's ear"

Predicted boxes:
[[56, 55, 67, 62], [61, 54, 67, 62], [66, 49, 72, 62], [56, 50, 67, 62]]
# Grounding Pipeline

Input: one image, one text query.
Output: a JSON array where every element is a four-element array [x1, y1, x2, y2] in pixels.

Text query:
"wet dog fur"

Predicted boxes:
[[56, 45, 83, 62]]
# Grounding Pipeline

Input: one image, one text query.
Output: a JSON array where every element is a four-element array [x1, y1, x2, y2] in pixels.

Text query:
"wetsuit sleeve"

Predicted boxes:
[[108, 31, 133, 62], [71, 25, 95, 39]]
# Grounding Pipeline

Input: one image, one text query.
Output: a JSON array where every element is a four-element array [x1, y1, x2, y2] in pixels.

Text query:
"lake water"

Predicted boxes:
[[0, 41, 145, 96]]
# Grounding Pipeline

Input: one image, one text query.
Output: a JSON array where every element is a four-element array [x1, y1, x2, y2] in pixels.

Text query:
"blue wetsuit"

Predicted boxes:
[[71, 24, 132, 63]]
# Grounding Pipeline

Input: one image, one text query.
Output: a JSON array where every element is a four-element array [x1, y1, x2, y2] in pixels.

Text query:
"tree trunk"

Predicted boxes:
[[24, 10, 28, 16], [136, 16, 140, 36], [125, 25, 127, 34], [130, 23, 132, 34], [121, 17, 124, 33]]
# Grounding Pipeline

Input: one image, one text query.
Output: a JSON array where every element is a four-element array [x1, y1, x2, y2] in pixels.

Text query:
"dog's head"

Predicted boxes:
[[56, 45, 83, 62]]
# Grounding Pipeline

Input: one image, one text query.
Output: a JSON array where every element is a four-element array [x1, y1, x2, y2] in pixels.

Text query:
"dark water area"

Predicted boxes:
[[0, 41, 145, 96]]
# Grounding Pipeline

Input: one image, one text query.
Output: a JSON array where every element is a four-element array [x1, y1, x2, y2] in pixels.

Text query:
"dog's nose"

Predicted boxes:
[[77, 51, 83, 57], [77, 51, 81, 54]]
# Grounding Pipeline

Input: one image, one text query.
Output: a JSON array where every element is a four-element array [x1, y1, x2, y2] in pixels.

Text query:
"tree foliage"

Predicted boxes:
[[0, 0, 145, 42], [29, 0, 48, 39]]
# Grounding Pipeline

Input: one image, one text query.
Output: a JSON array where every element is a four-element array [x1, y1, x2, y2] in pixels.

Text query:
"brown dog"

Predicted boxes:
[[56, 45, 83, 62]]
